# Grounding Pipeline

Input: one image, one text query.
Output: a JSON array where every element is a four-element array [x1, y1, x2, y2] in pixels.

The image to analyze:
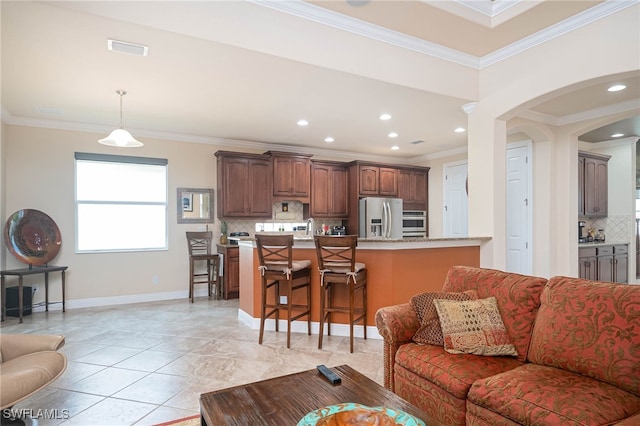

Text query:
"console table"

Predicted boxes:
[[1, 265, 67, 323]]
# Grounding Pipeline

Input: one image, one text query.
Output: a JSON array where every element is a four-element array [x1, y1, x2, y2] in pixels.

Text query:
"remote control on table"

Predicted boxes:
[[317, 365, 341, 384]]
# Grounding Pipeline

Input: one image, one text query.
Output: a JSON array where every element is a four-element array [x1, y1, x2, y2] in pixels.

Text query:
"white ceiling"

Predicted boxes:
[[1, 0, 639, 161]]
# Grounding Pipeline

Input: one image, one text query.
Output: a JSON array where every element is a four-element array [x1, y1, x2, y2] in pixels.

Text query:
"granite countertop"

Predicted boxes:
[[578, 241, 629, 247]]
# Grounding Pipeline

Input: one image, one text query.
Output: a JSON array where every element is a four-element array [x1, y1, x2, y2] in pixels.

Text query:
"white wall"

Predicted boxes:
[[1, 124, 266, 307]]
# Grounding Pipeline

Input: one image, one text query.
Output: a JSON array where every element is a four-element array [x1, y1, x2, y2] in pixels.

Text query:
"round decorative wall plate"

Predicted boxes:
[[4, 209, 62, 266]]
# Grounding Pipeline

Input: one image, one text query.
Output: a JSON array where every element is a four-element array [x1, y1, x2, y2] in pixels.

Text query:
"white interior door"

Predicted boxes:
[[506, 142, 532, 274], [443, 161, 468, 237]]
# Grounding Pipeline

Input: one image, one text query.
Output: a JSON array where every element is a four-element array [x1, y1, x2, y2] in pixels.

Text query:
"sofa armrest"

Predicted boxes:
[[0, 334, 65, 362], [375, 303, 420, 392]]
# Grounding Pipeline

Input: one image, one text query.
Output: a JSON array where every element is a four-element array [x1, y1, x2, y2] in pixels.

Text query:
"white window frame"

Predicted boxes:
[[75, 152, 168, 253]]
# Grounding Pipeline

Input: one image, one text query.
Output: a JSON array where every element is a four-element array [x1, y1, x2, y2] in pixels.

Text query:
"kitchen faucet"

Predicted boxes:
[[306, 217, 315, 236]]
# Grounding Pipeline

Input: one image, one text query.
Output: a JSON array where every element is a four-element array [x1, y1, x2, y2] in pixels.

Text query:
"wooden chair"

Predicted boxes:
[[314, 235, 367, 353], [186, 231, 220, 303], [255, 234, 312, 348]]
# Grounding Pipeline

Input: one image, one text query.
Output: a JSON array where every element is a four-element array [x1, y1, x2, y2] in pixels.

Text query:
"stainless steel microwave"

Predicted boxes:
[[402, 210, 427, 238]]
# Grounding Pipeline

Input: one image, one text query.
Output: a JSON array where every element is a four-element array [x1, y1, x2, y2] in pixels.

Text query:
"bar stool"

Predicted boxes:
[[255, 234, 312, 348], [186, 231, 220, 303], [314, 235, 367, 353]]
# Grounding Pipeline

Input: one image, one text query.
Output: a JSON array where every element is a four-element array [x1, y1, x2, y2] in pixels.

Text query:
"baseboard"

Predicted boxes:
[[237, 309, 382, 340]]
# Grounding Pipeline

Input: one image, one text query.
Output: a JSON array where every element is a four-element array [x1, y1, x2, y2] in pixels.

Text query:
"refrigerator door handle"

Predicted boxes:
[[384, 201, 391, 238]]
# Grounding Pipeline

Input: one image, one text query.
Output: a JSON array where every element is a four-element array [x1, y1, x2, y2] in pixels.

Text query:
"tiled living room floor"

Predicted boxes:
[[0, 298, 384, 425]]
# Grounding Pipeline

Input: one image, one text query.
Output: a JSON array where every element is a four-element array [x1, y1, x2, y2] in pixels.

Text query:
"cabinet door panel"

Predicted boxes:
[[331, 166, 349, 217], [579, 256, 597, 280], [614, 254, 628, 283], [578, 156, 585, 216], [249, 159, 273, 216], [359, 166, 379, 195], [292, 158, 311, 197], [311, 165, 330, 217], [597, 255, 614, 282], [273, 156, 293, 196], [379, 167, 398, 196], [222, 158, 249, 216]]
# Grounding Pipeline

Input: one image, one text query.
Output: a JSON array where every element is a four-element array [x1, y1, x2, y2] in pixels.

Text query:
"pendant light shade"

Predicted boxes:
[[98, 90, 143, 147]]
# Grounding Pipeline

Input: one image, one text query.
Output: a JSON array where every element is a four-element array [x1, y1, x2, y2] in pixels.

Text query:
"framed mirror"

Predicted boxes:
[[177, 188, 214, 224]]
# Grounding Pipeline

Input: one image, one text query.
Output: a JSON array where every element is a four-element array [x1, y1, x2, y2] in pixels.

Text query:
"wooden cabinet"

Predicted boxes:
[[266, 151, 312, 202], [217, 245, 239, 299], [216, 151, 272, 218], [398, 167, 429, 210], [356, 164, 398, 197], [579, 244, 628, 283], [579, 152, 609, 217], [310, 161, 348, 218]]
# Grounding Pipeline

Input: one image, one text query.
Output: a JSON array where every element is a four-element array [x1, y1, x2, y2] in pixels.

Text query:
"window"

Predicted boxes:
[[75, 152, 168, 252]]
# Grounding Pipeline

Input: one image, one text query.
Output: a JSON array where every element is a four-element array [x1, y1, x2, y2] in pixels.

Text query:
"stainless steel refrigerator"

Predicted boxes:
[[358, 197, 403, 239]]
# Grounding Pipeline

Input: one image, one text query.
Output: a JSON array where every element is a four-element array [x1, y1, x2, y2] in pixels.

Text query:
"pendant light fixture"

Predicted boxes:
[[98, 90, 143, 147]]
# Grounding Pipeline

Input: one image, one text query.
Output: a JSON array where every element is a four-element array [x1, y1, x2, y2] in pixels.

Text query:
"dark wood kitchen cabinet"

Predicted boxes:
[[310, 161, 348, 218], [217, 244, 239, 299], [215, 151, 272, 218], [579, 151, 609, 217], [579, 244, 628, 283], [355, 163, 398, 197], [398, 167, 429, 210], [266, 151, 312, 202]]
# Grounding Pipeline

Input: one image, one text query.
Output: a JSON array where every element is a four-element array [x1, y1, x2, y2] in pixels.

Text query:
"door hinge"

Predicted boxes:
[[524, 198, 528, 206]]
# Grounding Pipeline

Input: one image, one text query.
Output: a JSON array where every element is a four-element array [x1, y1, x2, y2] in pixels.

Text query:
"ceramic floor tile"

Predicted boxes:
[[59, 398, 157, 426], [64, 367, 149, 396], [75, 346, 143, 366], [15, 388, 105, 426], [112, 373, 190, 404], [1, 297, 384, 424], [114, 349, 184, 372], [134, 406, 198, 426]]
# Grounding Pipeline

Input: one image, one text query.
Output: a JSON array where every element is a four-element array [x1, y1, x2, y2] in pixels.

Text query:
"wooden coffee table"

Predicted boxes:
[[200, 364, 433, 425]]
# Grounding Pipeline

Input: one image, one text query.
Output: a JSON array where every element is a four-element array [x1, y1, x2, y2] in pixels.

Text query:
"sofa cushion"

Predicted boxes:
[[410, 290, 478, 346], [468, 363, 640, 425], [434, 297, 518, 357], [395, 343, 523, 400], [442, 266, 547, 362], [528, 276, 640, 397]]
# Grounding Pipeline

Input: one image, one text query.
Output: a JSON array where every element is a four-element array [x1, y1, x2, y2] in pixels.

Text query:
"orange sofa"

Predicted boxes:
[[375, 266, 640, 425]]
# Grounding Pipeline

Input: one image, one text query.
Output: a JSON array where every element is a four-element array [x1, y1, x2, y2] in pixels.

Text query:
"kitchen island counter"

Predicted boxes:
[[237, 236, 488, 339]]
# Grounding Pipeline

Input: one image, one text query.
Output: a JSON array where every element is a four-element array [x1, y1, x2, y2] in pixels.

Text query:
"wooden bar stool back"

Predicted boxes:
[[186, 231, 220, 303], [314, 235, 367, 353], [255, 234, 312, 348]]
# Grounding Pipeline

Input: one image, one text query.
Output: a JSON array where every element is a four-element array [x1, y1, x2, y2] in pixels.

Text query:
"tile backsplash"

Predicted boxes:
[[582, 215, 634, 243], [217, 201, 343, 239]]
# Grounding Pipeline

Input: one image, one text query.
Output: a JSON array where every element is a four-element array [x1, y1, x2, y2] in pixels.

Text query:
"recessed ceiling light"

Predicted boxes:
[[388, 132, 398, 138], [454, 127, 466, 133], [611, 133, 624, 138], [297, 119, 309, 126], [608, 84, 626, 92], [379, 113, 391, 121], [391, 145, 399, 150], [324, 136, 334, 143]]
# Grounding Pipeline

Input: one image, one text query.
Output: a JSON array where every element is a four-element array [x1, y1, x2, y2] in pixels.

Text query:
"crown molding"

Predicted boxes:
[[481, 0, 638, 67], [250, 0, 638, 70], [0, 109, 421, 164], [518, 99, 640, 127]]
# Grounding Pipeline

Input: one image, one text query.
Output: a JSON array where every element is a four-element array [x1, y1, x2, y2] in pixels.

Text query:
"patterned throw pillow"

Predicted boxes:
[[433, 296, 518, 357], [410, 290, 478, 346]]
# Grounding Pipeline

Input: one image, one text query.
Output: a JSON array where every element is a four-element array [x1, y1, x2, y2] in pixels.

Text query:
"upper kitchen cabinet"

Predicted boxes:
[[215, 151, 273, 218], [579, 151, 610, 217], [397, 167, 430, 210], [310, 161, 349, 218], [265, 151, 312, 202], [351, 162, 398, 197]]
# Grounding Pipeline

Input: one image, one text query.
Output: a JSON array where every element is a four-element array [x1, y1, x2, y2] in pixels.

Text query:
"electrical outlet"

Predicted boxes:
[[152, 275, 160, 285], [279, 295, 287, 304]]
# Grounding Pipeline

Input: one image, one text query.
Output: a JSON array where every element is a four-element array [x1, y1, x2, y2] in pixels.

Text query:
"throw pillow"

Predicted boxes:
[[433, 296, 519, 357], [410, 290, 478, 346]]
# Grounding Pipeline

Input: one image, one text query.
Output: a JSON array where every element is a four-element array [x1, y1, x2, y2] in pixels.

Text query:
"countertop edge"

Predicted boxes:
[[237, 236, 490, 250]]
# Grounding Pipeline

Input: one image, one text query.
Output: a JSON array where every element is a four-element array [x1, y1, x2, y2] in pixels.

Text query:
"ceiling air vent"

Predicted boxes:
[[410, 140, 425, 145], [107, 39, 148, 56]]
